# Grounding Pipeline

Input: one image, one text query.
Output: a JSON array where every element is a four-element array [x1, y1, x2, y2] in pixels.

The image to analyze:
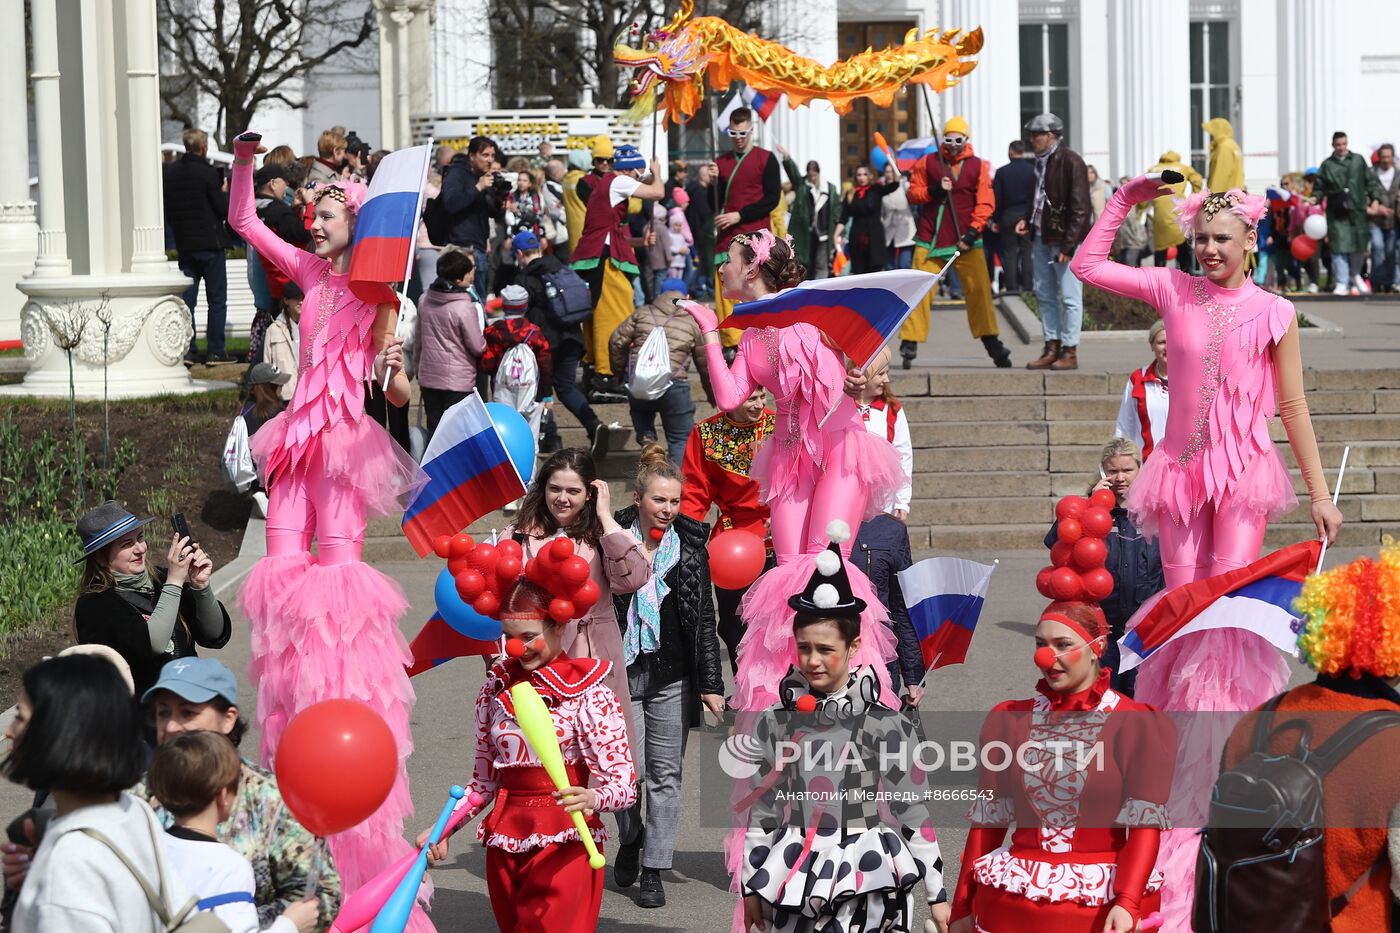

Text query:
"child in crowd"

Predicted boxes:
[[855, 347, 914, 522], [739, 523, 949, 933], [481, 285, 553, 510], [422, 577, 637, 933], [148, 732, 318, 933], [235, 363, 293, 516], [262, 284, 301, 402], [415, 248, 486, 436], [647, 203, 672, 301], [665, 191, 693, 285]]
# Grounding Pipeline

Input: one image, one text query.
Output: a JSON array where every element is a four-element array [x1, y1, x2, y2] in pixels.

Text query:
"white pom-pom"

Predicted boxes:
[[815, 549, 840, 577], [813, 584, 840, 609], [826, 520, 851, 544]]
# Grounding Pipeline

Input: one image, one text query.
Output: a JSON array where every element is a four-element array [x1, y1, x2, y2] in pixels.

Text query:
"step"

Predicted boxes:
[[922, 445, 1049, 473], [1045, 396, 1122, 421], [1376, 391, 1400, 414], [1269, 414, 1400, 443], [918, 519, 1393, 552], [929, 371, 1045, 397], [902, 395, 1045, 423], [1308, 368, 1400, 391], [1050, 441, 1400, 477], [912, 471, 1053, 500], [923, 421, 1047, 448], [919, 496, 1055, 525]]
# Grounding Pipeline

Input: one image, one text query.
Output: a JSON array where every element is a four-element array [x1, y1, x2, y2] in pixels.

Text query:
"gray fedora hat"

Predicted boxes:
[[74, 500, 153, 563]]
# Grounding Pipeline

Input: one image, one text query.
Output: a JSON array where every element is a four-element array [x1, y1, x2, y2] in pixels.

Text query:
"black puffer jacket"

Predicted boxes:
[[854, 514, 923, 690], [163, 153, 229, 252], [612, 508, 725, 728]]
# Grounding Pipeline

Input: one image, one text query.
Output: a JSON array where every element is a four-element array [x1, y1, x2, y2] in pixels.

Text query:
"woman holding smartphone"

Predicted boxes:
[[72, 501, 231, 699]]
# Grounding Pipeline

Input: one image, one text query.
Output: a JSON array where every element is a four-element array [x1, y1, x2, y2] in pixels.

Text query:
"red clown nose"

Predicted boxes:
[[794, 694, 817, 713], [648, 527, 665, 542], [1034, 646, 1057, 670], [505, 638, 526, 658]]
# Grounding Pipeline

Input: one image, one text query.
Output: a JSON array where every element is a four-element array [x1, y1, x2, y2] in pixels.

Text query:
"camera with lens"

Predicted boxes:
[[491, 173, 513, 197]]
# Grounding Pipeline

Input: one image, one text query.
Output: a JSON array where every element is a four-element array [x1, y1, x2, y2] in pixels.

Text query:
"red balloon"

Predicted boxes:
[[549, 598, 576, 623], [472, 592, 500, 617], [1071, 537, 1108, 570], [707, 530, 767, 590], [455, 568, 486, 602], [447, 555, 470, 577], [449, 533, 475, 559], [571, 578, 601, 613], [432, 536, 453, 559], [559, 555, 591, 587], [1055, 496, 1089, 521], [1082, 567, 1116, 601], [1166, 245, 1178, 261], [1291, 235, 1318, 261], [274, 700, 397, 837], [794, 694, 817, 713], [496, 556, 523, 585], [1035, 566, 1057, 599], [496, 540, 524, 563], [505, 637, 526, 658], [1056, 518, 1083, 545], [1089, 488, 1118, 511], [468, 543, 498, 578], [1080, 507, 1113, 538], [549, 537, 575, 562], [1050, 541, 1074, 569], [1049, 567, 1083, 601], [524, 556, 547, 585]]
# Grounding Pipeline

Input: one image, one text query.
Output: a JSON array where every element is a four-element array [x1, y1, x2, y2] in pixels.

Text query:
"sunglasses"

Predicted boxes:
[[725, 128, 752, 139], [943, 135, 967, 146]]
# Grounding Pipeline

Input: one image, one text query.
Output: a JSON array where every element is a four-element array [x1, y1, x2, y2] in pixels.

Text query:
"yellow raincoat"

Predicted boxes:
[[1203, 118, 1244, 192], [1148, 151, 1205, 250]]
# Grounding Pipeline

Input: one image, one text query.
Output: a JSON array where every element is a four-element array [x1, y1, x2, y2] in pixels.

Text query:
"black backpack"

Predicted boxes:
[[1194, 694, 1400, 933], [540, 267, 594, 325]]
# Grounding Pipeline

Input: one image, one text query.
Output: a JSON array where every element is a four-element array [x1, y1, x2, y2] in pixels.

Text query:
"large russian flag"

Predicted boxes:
[[1118, 540, 1323, 672], [401, 393, 528, 557], [405, 613, 498, 676], [723, 270, 936, 369], [898, 557, 996, 670], [348, 144, 433, 305]]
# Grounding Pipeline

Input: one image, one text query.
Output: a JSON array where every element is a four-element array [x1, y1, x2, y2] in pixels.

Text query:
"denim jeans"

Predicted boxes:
[[628, 381, 695, 465], [1331, 251, 1366, 289], [886, 245, 913, 270], [1032, 234, 1083, 347], [551, 339, 599, 436], [467, 245, 489, 302], [1370, 223, 1397, 292], [178, 249, 228, 356], [615, 657, 690, 870], [416, 247, 441, 295]]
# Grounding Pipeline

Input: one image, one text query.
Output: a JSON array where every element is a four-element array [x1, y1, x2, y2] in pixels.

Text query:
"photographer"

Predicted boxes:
[[439, 135, 508, 299]]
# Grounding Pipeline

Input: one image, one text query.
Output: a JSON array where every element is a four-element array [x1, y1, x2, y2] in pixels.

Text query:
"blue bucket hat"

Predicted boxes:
[[614, 144, 645, 172], [74, 500, 154, 564]]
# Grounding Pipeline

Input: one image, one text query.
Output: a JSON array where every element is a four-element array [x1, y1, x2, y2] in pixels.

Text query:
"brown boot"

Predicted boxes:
[[1026, 340, 1061, 370], [1050, 345, 1079, 370]]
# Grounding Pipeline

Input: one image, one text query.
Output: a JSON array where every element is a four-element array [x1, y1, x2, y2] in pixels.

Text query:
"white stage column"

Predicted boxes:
[[762, 0, 840, 186], [0, 0, 38, 340], [1277, 0, 1346, 173], [1108, 0, 1191, 179], [939, 0, 1022, 166], [376, 0, 435, 150], [7, 0, 204, 399], [1075, 0, 1112, 174]]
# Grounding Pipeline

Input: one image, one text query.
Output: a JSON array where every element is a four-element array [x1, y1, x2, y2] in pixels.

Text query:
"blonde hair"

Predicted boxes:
[[263, 145, 296, 167], [181, 128, 208, 153], [1147, 319, 1165, 343], [1100, 436, 1142, 469], [318, 129, 348, 160], [634, 443, 683, 496]]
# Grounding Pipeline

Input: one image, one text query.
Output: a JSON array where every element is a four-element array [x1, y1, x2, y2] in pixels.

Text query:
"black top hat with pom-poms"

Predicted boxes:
[[788, 520, 867, 617]]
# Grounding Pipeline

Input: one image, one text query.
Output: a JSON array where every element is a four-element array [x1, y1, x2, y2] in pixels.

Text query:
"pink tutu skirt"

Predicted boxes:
[[1127, 443, 1297, 537], [752, 424, 905, 522], [250, 412, 426, 517]]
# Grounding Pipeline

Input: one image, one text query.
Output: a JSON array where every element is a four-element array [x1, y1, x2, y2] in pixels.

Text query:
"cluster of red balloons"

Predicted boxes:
[[523, 537, 602, 623], [1036, 489, 1118, 603], [432, 532, 528, 620]]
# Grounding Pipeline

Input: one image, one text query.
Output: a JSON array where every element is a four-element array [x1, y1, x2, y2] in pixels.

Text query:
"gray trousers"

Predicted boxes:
[[615, 656, 691, 870]]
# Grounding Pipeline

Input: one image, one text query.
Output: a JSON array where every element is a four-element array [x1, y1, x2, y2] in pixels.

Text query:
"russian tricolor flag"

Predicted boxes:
[[401, 393, 528, 557], [898, 557, 996, 670], [750, 90, 781, 121], [1118, 540, 1323, 672], [348, 144, 433, 305], [406, 613, 498, 676], [723, 270, 936, 369], [895, 137, 937, 172]]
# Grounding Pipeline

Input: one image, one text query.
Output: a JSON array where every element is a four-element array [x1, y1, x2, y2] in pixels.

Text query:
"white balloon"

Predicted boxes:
[[1304, 214, 1328, 240]]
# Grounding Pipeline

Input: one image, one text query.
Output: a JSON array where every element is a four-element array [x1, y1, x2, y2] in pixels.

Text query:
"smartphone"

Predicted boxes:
[[171, 513, 192, 558]]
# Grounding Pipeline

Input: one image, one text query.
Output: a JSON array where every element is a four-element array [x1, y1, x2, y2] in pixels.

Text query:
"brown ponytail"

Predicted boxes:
[[733, 234, 805, 291]]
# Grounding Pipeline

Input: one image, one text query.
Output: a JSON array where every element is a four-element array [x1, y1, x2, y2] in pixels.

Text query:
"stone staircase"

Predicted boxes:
[[361, 367, 1400, 561]]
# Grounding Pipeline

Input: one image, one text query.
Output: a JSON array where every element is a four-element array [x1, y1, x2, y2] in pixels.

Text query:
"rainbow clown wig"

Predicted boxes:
[[1294, 538, 1400, 678], [1173, 188, 1267, 236]]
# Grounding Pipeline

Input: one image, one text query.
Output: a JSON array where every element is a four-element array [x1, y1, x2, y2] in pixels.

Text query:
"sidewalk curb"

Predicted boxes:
[[213, 516, 266, 601], [997, 295, 1039, 345]]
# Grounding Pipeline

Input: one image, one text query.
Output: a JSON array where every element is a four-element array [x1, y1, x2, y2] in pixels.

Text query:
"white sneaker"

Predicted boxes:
[[1307, 283, 1319, 294], [251, 490, 268, 519], [1333, 284, 1350, 296], [1355, 275, 1372, 295]]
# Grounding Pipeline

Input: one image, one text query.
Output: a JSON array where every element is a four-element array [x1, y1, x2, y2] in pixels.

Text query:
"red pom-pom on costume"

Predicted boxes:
[[1049, 567, 1083, 601], [1090, 488, 1117, 511], [449, 533, 475, 558], [559, 555, 591, 587], [549, 598, 576, 623], [468, 542, 498, 575], [1080, 506, 1113, 538], [496, 539, 523, 563], [795, 694, 817, 713], [1055, 496, 1089, 521], [432, 536, 453, 559], [455, 569, 487, 602], [549, 537, 575, 562], [496, 556, 523, 586], [447, 556, 469, 577], [504, 637, 526, 658], [1050, 541, 1074, 569], [1071, 537, 1108, 570], [524, 556, 547, 585], [1081, 567, 1116, 601], [473, 592, 500, 617], [571, 578, 601, 613], [1056, 518, 1083, 545], [1036, 566, 1058, 599]]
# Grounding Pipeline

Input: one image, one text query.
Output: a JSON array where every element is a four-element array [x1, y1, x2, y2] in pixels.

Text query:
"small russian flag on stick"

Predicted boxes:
[[898, 556, 997, 673]]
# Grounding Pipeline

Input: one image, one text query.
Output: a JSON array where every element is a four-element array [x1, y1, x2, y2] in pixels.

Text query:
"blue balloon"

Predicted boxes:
[[434, 567, 502, 640], [485, 402, 536, 483]]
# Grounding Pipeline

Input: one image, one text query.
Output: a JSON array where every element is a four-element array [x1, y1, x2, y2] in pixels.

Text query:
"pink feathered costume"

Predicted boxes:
[[228, 139, 431, 924], [1071, 175, 1334, 932]]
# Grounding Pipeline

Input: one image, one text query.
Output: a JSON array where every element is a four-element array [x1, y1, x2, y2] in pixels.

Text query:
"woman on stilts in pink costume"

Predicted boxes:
[[228, 133, 433, 929], [1071, 172, 1343, 931]]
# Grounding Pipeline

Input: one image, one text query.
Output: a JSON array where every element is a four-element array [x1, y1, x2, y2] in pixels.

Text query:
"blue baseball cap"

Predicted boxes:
[[511, 230, 541, 253], [141, 657, 239, 706], [660, 277, 689, 296]]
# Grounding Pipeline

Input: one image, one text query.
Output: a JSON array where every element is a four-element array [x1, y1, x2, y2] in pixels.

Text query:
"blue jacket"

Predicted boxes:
[[1045, 507, 1164, 634], [854, 514, 923, 689]]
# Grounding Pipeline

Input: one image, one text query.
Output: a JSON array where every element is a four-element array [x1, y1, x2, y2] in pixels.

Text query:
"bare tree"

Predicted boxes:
[[157, 0, 377, 143], [490, 0, 771, 110]]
